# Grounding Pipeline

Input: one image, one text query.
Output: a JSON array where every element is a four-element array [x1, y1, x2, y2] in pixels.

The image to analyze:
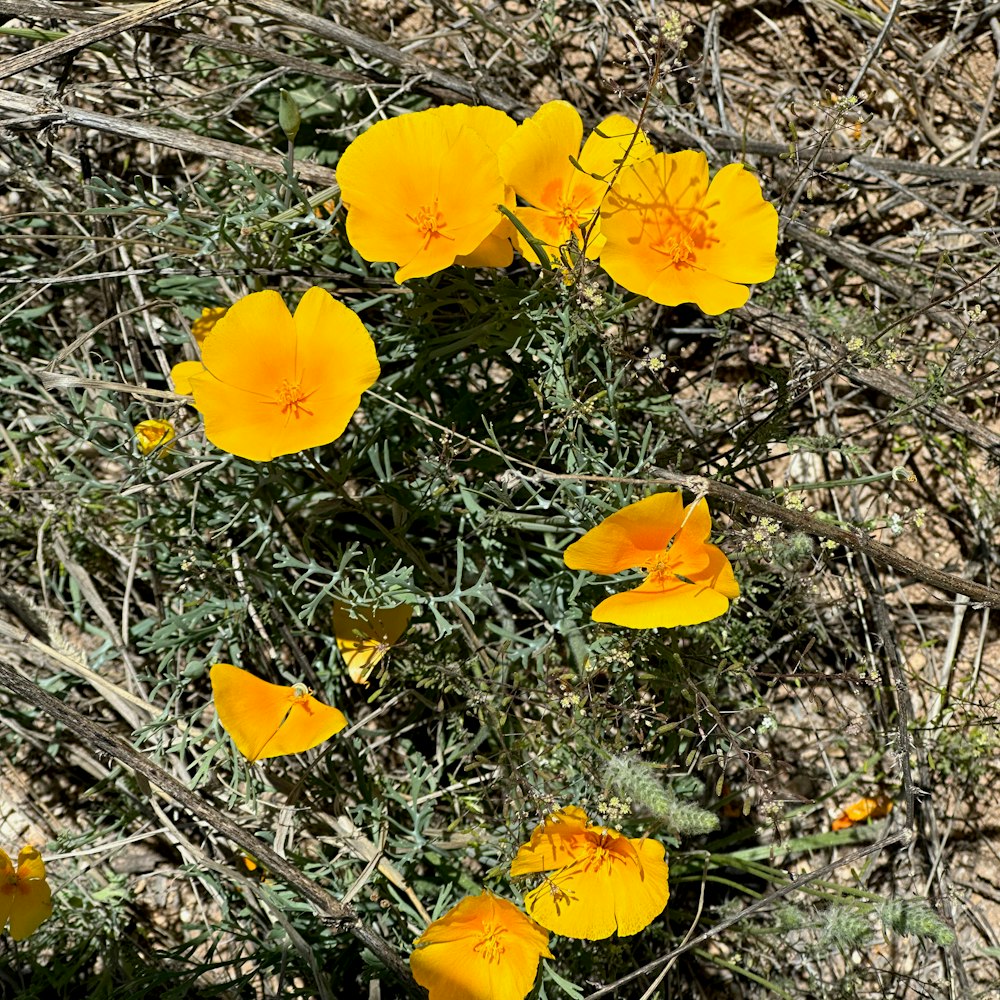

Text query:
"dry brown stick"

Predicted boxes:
[[0, 88, 338, 185], [0, 654, 420, 994], [369, 390, 1000, 609], [740, 305, 1000, 455], [0, 0, 375, 87], [0, 0, 203, 81], [706, 132, 1000, 187], [784, 220, 964, 333], [247, 0, 519, 112]]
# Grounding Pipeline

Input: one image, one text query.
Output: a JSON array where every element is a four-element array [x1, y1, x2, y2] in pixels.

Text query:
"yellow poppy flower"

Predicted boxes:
[[599, 150, 779, 314], [191, 306, 228, 344], [410, 892, 552, 1000], [210, 663, 347, 761], [563, 491, 739, 629], [337, 105, 513, 282], [498, 100, 653, 259], [511, 805, 668, 939], [0, 845, 53, 941], [133, 418, 175, 456], [170, 287, 379, 462]]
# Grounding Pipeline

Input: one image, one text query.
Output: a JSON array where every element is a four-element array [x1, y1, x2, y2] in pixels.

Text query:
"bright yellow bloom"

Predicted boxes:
[[337, 105, 514, 282], [191, 306, 228, 344], [0, 846, 53, 940], [511, 806, 668, 940], [599, 150, 778, 314], [410, 892, 552, 1000], [564, 491, 738, 629], [210, 663, 347, 761], [170, 287, 379, 462], [133, 418, 175, 456], [498, 100, 653, 260]]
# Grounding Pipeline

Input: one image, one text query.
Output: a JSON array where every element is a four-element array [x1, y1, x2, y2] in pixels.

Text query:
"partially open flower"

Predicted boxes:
[[337, 105, 514, 282], [0, 845, 53, 941], [564, 491, 738, 629], [133, 418, 175, 456], [511, 805, 668, 939], [498, 100, 653, 260], [170, 287, 379, 462], [410, 892, 552, 1000], [600, 150, 778, 314]]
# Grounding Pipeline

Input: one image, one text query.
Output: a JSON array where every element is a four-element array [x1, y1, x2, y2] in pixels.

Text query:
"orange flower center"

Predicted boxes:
[[645, 547, 695, 588], [408, 201, 451, 249], [275, 379, 315, 419], [652, 230, 696, 266], [649, 194, 720, 269], [473, 920, 505, 964]]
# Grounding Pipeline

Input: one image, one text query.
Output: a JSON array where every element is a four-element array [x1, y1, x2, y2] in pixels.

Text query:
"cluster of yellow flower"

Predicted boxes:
[[0, 845, 52, 940], [412, 806, 669, 999], [337, 100, 779, 315], [131, 98, 773, 997]]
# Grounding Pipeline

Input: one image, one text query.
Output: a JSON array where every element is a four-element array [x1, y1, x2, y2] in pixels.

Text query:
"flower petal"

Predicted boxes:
[[591, 576, 732, 629], [180, 288, 378, 461], [522, 833, 668, 939], [510, 806, 591, 875], [600, 151, 777, 314], [201, 290, 297, 393], [577, 114, 654, 184], [170, 360, 206, 396], [6, 847, 52, 941], [499, 100, 583, 212], [698, 163, 779, 284], [564, 492, 686, 574]]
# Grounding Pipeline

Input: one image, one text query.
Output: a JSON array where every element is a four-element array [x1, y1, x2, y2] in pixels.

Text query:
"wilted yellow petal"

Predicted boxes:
[[191, 306, 228, 344], [0, 846, 52, 941]]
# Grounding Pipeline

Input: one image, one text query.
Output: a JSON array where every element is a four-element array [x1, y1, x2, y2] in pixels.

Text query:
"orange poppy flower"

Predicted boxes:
[[563, 491, 739, 629], [498, 100, 653, 259], [510, 805, 669, 939], [410, 892, 552, 1000], [599, 150, 779, 314], [210, 663, 347, 761], [133, 418, 175, 456], [170, 287, 379, 462], [337, 105, 514, 282], [332, 601, 413, 685], [831, 794, 893, 831], [0, 845, 52, 941]]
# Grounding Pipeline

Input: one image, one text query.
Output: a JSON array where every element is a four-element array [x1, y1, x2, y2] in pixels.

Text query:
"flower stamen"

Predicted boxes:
[[275, 379, 316, 419], [407, 201, 452, 249]]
